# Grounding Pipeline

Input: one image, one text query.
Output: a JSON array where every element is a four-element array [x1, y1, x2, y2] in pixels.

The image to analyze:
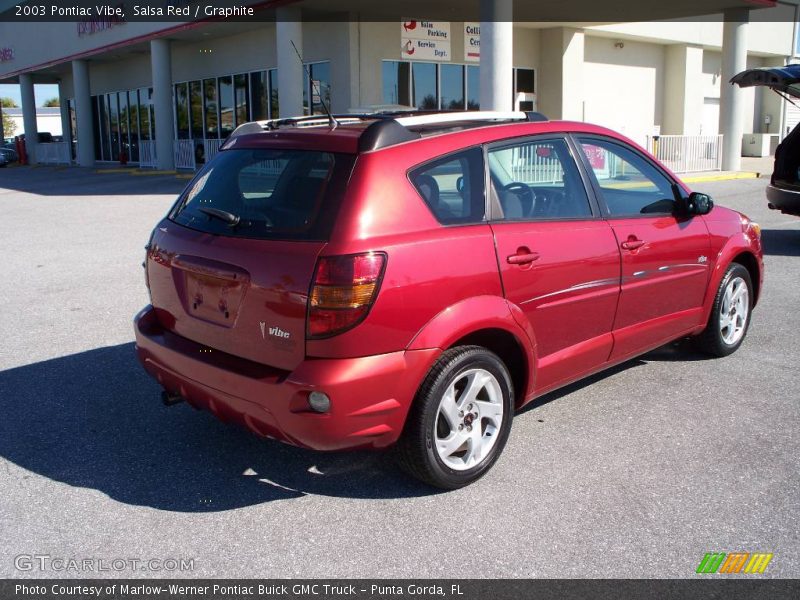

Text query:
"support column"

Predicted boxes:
[[150, 38, 174, 170], [276, 9, 304, 118], [19, 73, 38, 164], [0, 102, 5, 141], [663, 45, 704, 135], [537, 28, 584, 121], [720, 8, 749, 171], [72, 60, 95, 166], [58, 81, 71, 161], [479, 0, 513, 111]]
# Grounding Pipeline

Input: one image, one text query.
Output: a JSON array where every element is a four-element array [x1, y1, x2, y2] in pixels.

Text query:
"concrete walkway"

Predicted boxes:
[[683, 155, 773, 184]]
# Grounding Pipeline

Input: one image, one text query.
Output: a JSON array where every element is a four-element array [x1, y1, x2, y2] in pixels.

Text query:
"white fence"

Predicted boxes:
[[203, 139, 222, 163], [511, 144, 564, 184], [648, 135, 723, 173], [36, 142, 71, 166], [174, 139, 196, 170], [139, 140, 158, 168]]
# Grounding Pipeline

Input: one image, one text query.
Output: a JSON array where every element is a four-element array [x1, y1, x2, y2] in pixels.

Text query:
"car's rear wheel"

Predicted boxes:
[[395, 345, 514, 489], [696, 263, 753, 357]]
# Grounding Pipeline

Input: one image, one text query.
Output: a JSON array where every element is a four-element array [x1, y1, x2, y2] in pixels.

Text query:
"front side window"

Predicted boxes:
[[488, 138, 592, 220], [577, 137, 677, 216], [409, 148, 485, 225]]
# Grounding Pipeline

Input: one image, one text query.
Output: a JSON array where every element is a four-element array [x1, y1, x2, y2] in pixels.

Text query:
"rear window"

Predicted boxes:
[[170, 148, 355, 240]]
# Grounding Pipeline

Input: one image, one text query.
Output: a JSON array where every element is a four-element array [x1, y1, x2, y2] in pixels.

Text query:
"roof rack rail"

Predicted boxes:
[[394, 110, 527, 127], [225, 109, 551, 152], [358, 110, 549, 151]]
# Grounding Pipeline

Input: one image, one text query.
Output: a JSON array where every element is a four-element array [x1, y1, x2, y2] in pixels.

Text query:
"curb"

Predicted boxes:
[[130, 169, 177, 176], [681, 172, 760, 184]]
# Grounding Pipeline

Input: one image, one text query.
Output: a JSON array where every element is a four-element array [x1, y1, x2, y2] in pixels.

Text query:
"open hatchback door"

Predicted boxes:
[[732, 65, 800, 216]]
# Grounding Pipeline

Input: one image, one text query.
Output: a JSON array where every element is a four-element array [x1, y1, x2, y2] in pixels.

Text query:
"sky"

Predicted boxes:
[[0, 83, 60, 107]]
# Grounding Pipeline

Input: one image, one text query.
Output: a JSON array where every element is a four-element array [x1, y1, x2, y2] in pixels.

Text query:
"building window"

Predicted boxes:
[[234, 73, 249, 127], [203, 78, 218, 139], [107, 93, 120, 161], [269, 68, 279, 118], [92, 96, 102, 161], [440, 64, 464, 110], [250, 71, 269, 121], [303, 61, 331, 116], [466, 65, 480, 109], [514, 68, 535, 111], [138, 87, 153, 141], [189, 81, 203, 139], [382, 61, 533, 111], [67, 98, 76, 159], [90, 87, 153, 163], [175, 82, 190, 139], [218, 75, 234, 138], [383, 61, 411, 106], [175, 69, 278, 142], [412, 62, 438, 109]]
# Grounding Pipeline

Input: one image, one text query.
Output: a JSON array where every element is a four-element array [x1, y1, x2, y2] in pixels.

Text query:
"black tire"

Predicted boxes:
[[395, 345, 514, 489], [695, 263, 753, 357]]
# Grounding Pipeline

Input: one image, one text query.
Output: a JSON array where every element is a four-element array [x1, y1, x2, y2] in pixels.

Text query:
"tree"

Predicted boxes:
[[42, 97, 60, 108], [1, 97, 17, 138]]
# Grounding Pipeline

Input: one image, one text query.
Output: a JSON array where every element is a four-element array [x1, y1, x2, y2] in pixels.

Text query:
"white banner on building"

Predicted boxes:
[[464, 22, 480, 63], [401, 19, 451, 61]]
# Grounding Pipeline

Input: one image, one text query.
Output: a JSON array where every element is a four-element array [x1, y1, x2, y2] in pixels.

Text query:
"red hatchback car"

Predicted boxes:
[[134, 111, 763, 489]]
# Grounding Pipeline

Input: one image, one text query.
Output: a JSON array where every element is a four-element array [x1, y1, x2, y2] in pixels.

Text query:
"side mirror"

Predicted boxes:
[[680, 192, 714, 216]]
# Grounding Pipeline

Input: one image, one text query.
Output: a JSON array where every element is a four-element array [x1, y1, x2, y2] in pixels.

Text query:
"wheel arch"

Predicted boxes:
[[731, 250, 761, 306], [406, 295, 536, 406]]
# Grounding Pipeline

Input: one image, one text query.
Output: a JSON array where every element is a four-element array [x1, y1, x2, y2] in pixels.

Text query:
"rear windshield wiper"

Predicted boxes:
[[198, 206, 241, 227]]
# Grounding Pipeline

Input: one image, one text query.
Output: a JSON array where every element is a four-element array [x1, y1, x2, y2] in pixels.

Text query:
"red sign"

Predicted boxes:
[[583, 144, 606, 170]]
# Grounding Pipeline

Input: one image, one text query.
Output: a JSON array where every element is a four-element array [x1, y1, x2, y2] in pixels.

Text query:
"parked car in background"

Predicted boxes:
[[733, 64, 800, 217], [0, 146, 19, 164], [134, 110, 763, 489]]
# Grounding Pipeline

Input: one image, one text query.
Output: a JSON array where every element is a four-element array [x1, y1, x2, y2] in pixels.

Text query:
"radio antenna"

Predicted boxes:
[[290, 40, 338, 130]]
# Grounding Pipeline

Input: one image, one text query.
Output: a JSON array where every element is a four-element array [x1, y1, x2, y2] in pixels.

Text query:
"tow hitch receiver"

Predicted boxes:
[[161, 390, 184, 406]]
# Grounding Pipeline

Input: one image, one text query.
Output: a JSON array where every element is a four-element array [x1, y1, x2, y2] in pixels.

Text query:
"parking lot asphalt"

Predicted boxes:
[[0, 166, 797, 578]]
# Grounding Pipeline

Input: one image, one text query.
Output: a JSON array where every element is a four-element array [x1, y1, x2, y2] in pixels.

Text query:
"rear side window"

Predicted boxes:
[[171, 148, 355, 240], [409, 148, 485, 225], [487, 138, 592, 220]]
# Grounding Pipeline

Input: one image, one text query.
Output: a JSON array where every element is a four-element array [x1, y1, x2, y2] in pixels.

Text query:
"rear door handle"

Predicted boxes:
[[507, 251, 540, 265], [620, 237, 645, 251]]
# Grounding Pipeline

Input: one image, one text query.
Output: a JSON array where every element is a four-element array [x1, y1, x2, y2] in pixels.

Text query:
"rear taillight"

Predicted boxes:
[[307, 252, 386, 339]]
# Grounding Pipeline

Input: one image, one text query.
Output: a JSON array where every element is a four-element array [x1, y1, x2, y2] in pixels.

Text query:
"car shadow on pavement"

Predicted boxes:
[[518, 338, 712, 415], [760, 228, 800, 257], [0, 343, 437, 512]]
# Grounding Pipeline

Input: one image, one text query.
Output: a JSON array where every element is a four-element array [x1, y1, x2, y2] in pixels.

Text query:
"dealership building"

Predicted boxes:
[[0, 0, 796, 172]]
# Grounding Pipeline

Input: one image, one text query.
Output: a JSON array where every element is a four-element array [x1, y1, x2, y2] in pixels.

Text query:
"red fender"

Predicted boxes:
[[407, 295, 538, 400], [698, 233, 763, 330]]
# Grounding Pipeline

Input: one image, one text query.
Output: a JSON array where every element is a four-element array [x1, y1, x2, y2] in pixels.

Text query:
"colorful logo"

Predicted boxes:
[[696, 552, 773, 574]]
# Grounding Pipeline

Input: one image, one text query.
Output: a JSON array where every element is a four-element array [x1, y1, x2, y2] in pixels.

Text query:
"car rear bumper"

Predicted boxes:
[[767, 183, 800, 216], [134, 305, 439, 451]]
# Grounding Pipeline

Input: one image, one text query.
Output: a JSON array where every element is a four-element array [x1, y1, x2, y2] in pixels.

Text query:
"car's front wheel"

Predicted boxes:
[[696, 263, 753, 357], [395, 345, 514, 489]]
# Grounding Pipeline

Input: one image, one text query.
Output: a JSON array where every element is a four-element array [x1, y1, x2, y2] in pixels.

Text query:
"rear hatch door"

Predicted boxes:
[[731, 65, 800, 97], [146, 146, 355, 371]]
